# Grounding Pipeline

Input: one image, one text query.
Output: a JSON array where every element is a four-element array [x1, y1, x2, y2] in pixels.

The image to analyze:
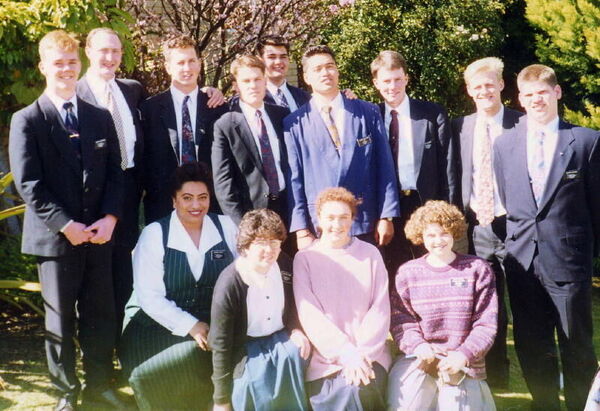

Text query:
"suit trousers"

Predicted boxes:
[[467, 212, 509, 388], [505, 254, 597, 411], [38, 244, 116, 397]]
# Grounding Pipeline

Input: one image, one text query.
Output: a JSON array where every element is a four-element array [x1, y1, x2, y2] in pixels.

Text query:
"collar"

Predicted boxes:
[[266, 80, 288, 96], [84, 72, 118, 99], [239, 100, 266, 120], [477, 105, 504, 127], [385, 95, 410, 117], [527, 116, 559, 137], [170, 85, 199, 107], [313, 92, 343, 113], [45, 91, 78, 115], [167, 210, 221, 255]]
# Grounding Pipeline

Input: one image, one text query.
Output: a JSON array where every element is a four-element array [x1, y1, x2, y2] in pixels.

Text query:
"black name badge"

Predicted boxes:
[[356, 135, 372, 147], [564, 170, 579, 180], [211, 250, 226, 260], [94, 139, 107, 149], [450, 278, 468, 288]]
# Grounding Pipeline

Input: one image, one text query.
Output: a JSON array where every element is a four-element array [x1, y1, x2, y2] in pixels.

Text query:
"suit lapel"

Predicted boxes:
[[116, 80, 137, 121], [195, 91, 208, 145], [512, 122, 538, 208], [460, 114, 477, 202], [232, 106, 263, 174], [264, 90, 277, 106], [339, 96, 356, 184], [77, 98, 96, 184], [409, 99, 426, 183], [160, 90, 179, 163], [77, 78, 99, 105]]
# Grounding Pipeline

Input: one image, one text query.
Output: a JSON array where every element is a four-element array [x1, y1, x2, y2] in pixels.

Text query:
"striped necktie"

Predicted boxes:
[[104, 84, 128, 170], [255, 110, 280, 195], [475, 122, 495, 226], [531, 130, 545, 205], [322, 105, 341, 150], [181, 95, 197, 164], [276, 88, 289, 108]]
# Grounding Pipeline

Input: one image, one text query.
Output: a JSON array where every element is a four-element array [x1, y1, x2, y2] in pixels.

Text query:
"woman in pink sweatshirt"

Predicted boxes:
[[293, 187, 391, 410]]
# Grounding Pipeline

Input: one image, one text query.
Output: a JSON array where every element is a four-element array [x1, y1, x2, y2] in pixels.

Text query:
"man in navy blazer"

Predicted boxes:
[[452, 57, 523, 389], [9, 30, 125, 410], [285, 45, 399, 249], [494, 64, 600, 411], [371, 50, 455, 275], [141, 35, 227, 224]]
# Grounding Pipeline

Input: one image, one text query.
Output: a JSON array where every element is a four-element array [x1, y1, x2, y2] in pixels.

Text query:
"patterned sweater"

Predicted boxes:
[[390, 253, 498, 379]]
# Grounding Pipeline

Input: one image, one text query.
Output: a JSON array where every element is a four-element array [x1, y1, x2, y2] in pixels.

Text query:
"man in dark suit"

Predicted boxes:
[[76, 27, 146, 339], [285, 45, 399, 250], [452, 57, 523, 389], [371, 50, 455, 275], [142, 35, 227, 224], [212, 55, 290, 224], [8, 30, 126, 410], [494, 64, 600, 411]]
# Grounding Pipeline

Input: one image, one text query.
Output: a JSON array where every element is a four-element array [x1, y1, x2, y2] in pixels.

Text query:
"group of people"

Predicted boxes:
[[7, 23, 600, 411]]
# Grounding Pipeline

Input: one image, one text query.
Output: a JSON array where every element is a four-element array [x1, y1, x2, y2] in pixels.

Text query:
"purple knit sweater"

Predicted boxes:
[[390, 253, 498, 379]]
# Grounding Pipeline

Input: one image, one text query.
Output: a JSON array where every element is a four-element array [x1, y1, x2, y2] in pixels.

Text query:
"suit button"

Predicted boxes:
[[84, 187, 90, 193], [83, 208, 89, 213]]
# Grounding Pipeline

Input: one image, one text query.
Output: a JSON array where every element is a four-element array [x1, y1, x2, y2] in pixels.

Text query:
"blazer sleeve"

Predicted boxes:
[[100, 109, 125, 218], [8, 110, 72, 232], [587, 133, 600, 256], [493, 137, 506, 209], [284, 116, 312, 232]]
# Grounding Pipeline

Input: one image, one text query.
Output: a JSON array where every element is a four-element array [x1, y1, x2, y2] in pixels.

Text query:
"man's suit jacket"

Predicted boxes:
[[265, 83, 311, 108], [8, 94, 124, 257], [284, 95, 400, 236], [452, 107, 523, 210], [141, 88, 228, 224], [212, 102, 290, 224], [378, 98, 456, 204], [493, 118, 600, 281]]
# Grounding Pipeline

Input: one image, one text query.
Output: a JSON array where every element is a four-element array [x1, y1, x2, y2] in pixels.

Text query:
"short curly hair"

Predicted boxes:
[[404, 200, 467, 245], [316, 187, 361, 219], [237, 209, 287, 254]]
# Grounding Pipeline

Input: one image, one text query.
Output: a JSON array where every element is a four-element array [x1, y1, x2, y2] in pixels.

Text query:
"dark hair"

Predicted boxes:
[[257, 35, 290, 55], [301, 45, 336, 70], [162, 34, 198, 60], [169, 162, 212, 198], [237, 209, 287, 253]]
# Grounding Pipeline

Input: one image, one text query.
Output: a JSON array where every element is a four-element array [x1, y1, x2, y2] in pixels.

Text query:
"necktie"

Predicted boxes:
[[255, 110, 280, 195], [531, 130, 545, 205], [475, 122, 495, 226], [276, 88, 289, 109], [104, 85, 128, 170], [322, 105, 341, 151], [181, 95, 197, 164], [389, 109, 399, 167], [63, 102, 81, 158]]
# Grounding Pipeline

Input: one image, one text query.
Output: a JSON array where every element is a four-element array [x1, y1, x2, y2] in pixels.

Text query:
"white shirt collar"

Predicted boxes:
[[313, 92, 343, 113], [266, 80, 288, 96], [170, 85, 199, 107], [239, 100, 266, 119], [167, 210, 222, 255], [236, 256, 281, 288], [477, 105, 504, 127], [385, 96, 410, 118], [528, 116, 559, 138], [46, 92, 78, 116]]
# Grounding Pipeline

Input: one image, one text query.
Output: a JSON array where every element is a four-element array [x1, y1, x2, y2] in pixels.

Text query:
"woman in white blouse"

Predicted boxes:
[[120, 163, 237, 410]]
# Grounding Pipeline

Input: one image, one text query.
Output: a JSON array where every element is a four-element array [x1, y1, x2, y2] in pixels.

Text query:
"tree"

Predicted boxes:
[[526, 0, 600, 129]]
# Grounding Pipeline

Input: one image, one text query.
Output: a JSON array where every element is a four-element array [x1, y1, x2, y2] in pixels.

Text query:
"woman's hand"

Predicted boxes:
[[290, 329, 311, 360], [189, 321, 210, 351], [213, 403, 232, 411], [341, 354, 374, 386], [413, 343, 436, 370], [438, 351, 468, 375]]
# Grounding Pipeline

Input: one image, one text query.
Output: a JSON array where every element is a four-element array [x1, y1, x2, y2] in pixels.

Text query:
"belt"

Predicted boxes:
[[264, 193, 280, 201]]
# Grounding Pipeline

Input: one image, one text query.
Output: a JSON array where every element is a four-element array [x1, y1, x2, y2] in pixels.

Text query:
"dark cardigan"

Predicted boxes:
[[208, 253, 301, 405]]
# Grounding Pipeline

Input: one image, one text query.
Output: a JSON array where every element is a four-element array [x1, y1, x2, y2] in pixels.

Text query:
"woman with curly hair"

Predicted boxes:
[[388, 200, 498, 410]]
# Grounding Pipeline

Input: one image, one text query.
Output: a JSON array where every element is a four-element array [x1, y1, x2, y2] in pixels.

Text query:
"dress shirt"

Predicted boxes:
[[267, 80, 298, 112], [84, 73, 137, 168], [239, 101, 286, 190], [313, 92, 345, 142], [133, 210, 238, 336], [171, 85, 198, 162], [526, 116, 559, 190], [46, 92, 78, 124], [236, 257, 285, 337], [470, 106, 506, 217], [385, 98, 416, 190]]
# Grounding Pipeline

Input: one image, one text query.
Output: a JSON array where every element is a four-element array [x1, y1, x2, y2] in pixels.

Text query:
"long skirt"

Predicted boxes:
[[306, 362, 388, 411], [387, 356, 496, 411], [232, 329, 307, 411], [120, 318, 213, 411]]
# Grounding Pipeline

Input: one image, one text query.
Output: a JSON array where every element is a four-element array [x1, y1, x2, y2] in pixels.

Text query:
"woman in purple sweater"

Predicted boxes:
[[388, 200, 498, 410]]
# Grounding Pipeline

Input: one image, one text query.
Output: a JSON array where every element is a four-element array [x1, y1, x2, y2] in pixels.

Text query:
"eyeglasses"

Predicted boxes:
[[252, 239, 282, 248]]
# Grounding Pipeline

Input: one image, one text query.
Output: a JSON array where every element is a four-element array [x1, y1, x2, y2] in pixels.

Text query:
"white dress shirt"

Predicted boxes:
[[132, 211, 238, 336], [47, 92, 78, 124], [526, 116, 560, 190], [313, 92, 345, 141], [385, 98, 416, 190], [239, 101, 286, 190], [84, 73, 137, 168], [470, 106, 506, 217], [236, 258, 285, 337], [170, 85, 198, 162], [267, 80, 298, 112]]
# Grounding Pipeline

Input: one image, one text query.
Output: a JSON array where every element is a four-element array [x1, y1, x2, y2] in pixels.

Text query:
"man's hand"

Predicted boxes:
[[85, 214, 117, 244], [413, 343, 436, 371], [296, 229, 316, 250], [342, 88, 358, 100], [290, 329, 311, 360], [438, 351, 468, 375], [213, 403, 232, 411], [189, 321, 210, 351], [374, 218, 394, 246], [63, 222, 92, 246], [201, 86, 226, 108]]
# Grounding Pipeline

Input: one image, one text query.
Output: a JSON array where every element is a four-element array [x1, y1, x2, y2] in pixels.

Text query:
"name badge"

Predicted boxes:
[[424, 141, 432, 149], [564, 170, 579, 180], [450, 278, 468, 288], [94, 139, 107, 149], [211, 250, 226, 260], [356, 135, 372, 147], [281, 271, 293, 284]]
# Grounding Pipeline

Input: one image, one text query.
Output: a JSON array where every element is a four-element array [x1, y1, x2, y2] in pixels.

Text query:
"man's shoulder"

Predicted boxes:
[[116, 78, 143, 90], [141, 89, 171, 110], [283, 102, 312, 129], [562, 120, 600, 140]]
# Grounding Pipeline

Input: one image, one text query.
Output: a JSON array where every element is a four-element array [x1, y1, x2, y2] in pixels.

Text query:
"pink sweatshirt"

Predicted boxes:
[[391, 253, 498, 379], [293, 238, 391, 382]]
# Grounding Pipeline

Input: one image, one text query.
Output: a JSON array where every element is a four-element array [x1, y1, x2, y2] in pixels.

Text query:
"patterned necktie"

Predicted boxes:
[[63, 102, 81, 158], [322, 105, 341, 151], [255, 110, 280, 195], [104, 85, 128, 170], [276, 88, 289, 109], [475, 122, 495, 226], [389, 109, 399, 167], [531, 130, 545, 205], [181, 95, 197, 164]]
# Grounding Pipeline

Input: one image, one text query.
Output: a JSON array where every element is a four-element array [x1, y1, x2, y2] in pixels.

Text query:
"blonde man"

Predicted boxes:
[[494, 64, 600, 410], [451, 56, 523, 389], [8, 30, 125, 411]]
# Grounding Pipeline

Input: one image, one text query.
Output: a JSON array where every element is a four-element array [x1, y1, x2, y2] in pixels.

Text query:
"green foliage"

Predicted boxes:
[[526, 0, 600, 129], [321, 0, 507, 116]]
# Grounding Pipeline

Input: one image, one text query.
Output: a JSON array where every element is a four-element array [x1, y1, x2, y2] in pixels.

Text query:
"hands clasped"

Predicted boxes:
[[63, 214, 118, 246]]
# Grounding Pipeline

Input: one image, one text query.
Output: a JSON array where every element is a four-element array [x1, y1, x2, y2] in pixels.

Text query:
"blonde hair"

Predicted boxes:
[[86, 27, 121, 48], [162, 35, 198, 60], [230, 54, 265, 79], [404, 200, 467, 245], [39, 30, 80, 60], [316, 187, 361, 219], [464, 57, 503, 85], [370, 50, 408, 78], [517, 64, 558, 88]]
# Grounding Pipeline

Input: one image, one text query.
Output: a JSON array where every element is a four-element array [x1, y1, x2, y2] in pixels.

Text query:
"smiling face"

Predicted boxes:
[[165, 47, 200, 94], [422, 223, 455, 260], [172, 181, 210, 228], [261, 44, 289, 86], [303, 53, 339, 98], [373, 67, 408, 107], [467, 70, 504, 116], [318, 200, 353, 247], [244, 237, 282, 273], [39, 48, 81, 99], [236, 66, 266, 109], [518, 80, 561, 126], [85, 31, 122, 81]]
